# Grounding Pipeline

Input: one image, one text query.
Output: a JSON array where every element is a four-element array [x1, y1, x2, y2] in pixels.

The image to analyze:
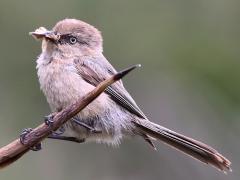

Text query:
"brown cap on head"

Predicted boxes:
[[53, 19, 103, 52]]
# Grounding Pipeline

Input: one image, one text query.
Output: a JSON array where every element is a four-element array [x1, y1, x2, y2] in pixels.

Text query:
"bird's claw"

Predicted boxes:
[[20, 128, 42, 151], [44, 113, 56, 126]]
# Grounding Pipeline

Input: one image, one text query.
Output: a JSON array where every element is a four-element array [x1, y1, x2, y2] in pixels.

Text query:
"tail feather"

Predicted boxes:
[[134, 120, 231, 172]]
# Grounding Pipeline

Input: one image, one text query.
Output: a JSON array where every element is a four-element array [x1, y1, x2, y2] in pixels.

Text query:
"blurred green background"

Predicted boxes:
[[0, 0, 239, 179]]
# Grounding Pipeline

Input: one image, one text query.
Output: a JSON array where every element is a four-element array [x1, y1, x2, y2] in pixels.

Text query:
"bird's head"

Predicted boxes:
[[31, 19, 103, 56]]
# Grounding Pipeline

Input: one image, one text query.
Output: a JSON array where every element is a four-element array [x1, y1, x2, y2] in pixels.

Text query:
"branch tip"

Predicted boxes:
[[114, 64, 141, 80]]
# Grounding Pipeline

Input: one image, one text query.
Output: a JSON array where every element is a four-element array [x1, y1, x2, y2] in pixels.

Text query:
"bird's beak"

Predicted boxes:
[[29, 27, 60, 42]]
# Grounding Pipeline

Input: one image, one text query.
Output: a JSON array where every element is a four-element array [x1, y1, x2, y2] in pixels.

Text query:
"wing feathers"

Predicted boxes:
[[74, 57, 146, 119]]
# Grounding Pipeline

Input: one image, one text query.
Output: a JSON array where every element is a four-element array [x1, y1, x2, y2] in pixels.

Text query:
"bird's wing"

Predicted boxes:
[[74, 56, 146, 119], [74, 56, 157, 149]]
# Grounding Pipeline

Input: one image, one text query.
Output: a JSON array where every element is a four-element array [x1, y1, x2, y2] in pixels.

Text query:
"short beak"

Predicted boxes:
[[29, 27, 60, 41]]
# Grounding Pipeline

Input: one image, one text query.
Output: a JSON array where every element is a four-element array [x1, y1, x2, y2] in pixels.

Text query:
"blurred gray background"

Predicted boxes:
[[0, 0, 239, 180]]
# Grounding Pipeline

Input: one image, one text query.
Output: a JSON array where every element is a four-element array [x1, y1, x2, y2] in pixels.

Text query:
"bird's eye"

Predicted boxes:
[[69, 36, 77, 44]]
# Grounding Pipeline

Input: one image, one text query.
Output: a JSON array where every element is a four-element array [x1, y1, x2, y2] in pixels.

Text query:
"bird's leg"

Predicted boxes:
[[72, 117, 102, 133], [44, 113, 101, 143], [51, 125, 65, 136], [45, 124, 84, 143], [47, 134, 85, 143], [19, 128, 42, 151]]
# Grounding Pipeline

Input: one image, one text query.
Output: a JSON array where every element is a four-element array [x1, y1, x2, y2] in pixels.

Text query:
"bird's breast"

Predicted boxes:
[[37, 58, 110, 119]]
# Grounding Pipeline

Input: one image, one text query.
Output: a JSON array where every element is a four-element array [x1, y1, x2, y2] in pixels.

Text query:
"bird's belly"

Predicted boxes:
[[37, 62, 133, 144]]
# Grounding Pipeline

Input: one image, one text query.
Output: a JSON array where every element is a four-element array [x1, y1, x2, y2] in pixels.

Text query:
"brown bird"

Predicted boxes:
[[30, 19, 231, 172]]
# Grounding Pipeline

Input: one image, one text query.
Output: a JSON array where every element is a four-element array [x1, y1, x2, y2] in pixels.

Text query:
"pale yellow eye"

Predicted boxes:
[[69, 36, 77, 44]]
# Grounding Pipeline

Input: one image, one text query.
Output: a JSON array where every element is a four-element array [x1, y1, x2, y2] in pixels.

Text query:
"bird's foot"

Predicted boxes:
[[19, 128, 42, 151], [44, 112, 57, 126]]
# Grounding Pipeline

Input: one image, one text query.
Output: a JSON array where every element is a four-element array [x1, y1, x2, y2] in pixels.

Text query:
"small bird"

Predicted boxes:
[[31, 19, 231, 172]]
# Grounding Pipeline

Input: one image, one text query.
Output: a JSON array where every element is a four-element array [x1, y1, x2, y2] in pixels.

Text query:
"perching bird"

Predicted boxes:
[[30, 18, 231, 172]]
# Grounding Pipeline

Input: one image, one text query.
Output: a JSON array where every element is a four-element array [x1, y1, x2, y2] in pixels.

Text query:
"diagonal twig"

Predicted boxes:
[[0, 64, 141, 169]]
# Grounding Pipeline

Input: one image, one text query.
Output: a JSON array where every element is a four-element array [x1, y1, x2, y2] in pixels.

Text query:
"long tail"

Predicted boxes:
[[134, 119, 231, 172]]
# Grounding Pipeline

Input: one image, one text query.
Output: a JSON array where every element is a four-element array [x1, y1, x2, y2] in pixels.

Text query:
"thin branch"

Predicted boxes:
[[0, 64, 141, 169]]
